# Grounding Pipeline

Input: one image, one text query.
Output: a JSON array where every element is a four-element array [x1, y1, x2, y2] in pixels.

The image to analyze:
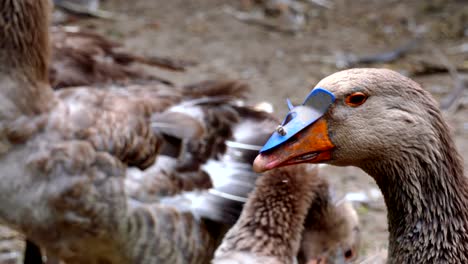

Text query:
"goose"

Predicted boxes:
[[211, 163, 361, 264], [210, 107, 360, 264], [6, 27, 244, 264], [298, 191, 360, 264], [253, 68, 467, 263], [0, 0, 249, 262], [211, 164, 327, 264]]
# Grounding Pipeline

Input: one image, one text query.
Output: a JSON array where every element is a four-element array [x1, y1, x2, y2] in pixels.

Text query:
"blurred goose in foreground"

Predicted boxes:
[[253, 68, 467, 263], [0, 0, 250, 262], [6, 6, 187, 264]]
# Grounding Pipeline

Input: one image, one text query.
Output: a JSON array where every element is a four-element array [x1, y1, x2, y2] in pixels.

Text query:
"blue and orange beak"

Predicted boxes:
[[253, 88, 336, 173]]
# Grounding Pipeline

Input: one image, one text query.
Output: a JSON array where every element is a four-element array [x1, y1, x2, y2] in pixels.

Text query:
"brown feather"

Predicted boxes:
[[49, 26, 177, 89], [151, 112, 205, 140], [214, 164, 321, 264]]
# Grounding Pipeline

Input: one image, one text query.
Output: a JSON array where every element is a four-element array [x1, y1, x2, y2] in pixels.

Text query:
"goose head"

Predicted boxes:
[[253, 68, 442, 172], [253, 68, 468, 262]]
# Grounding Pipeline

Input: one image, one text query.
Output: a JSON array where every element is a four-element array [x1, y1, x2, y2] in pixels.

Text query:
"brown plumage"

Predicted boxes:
[[212, 163, 361, 264], [49, 26, 195, 89], [126, 81, 249, 202], [126, 156, 213, 202], [176, 81, 250, 170], [298, 189, 360, 264], [0, 0, 248, 263], [253, 68, 467, 263], [213, 164, 324, 264]]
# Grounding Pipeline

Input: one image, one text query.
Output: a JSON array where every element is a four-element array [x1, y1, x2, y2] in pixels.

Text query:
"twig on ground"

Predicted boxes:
[[429, 45, 467, 112], [113, 52, 197, 72], [301, 38, 421, 68], [223, 7, 300, 35], [303, 0, 334, 9], [448, 43, 468, 54], [339, 38, 420, 68]]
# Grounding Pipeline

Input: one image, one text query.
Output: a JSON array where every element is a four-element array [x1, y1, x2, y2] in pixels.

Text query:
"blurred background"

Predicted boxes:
[[55, 0, 467, 257]]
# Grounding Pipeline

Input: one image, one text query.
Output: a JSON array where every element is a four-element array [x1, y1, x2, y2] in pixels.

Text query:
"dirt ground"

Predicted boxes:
[[72, 0, 467, 259]]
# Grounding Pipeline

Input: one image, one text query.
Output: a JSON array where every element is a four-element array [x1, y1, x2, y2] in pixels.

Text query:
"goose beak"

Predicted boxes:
[[253, 118, 334, 173]]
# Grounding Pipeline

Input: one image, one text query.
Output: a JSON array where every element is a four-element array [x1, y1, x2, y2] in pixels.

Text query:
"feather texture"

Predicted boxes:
[[49, 26, 195, 89], [0, 80, 248, 263], [0, 4, 250, 259]]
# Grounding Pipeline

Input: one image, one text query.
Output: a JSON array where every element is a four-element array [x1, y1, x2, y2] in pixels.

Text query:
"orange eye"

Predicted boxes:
[[345, 92, 367, 107]]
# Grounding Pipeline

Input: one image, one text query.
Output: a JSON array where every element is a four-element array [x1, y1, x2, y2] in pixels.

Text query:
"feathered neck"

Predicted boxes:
[[362, 108, 468, 264], [215, 165, 319, 262], [0, 0, 54, 119]]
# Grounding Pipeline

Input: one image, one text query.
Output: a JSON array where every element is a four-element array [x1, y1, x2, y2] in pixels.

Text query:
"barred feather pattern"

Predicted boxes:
[[0, 78, 250, 263], [126, 156, 212, 202], [123, 205, 218, 264], [52, 85, 177, 170], [174, 81, 250, 170]]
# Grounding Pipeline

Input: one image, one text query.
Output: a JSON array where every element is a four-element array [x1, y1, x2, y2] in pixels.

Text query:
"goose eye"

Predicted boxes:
[[344, 249, 354, 260], [345, 92, 367, 107]]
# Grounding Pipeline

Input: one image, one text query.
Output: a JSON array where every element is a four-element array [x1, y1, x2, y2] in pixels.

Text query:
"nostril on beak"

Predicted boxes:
[[276, 125, 287, 136]]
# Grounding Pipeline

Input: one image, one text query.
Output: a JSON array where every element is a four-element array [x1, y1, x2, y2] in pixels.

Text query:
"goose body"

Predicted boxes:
[[1, 80, 246, 264], [254, 68, 467, 263], [0, 0, 249, 263]]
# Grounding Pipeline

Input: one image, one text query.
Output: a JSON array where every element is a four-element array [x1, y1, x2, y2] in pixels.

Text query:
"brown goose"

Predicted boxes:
[[6, 32, 244, 264], [211, 164, 320, 264], [253, 68, 467, 263], [299, 193, 360, 264], [0, 0, 248, 263], [211, 164, 360, 264]]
